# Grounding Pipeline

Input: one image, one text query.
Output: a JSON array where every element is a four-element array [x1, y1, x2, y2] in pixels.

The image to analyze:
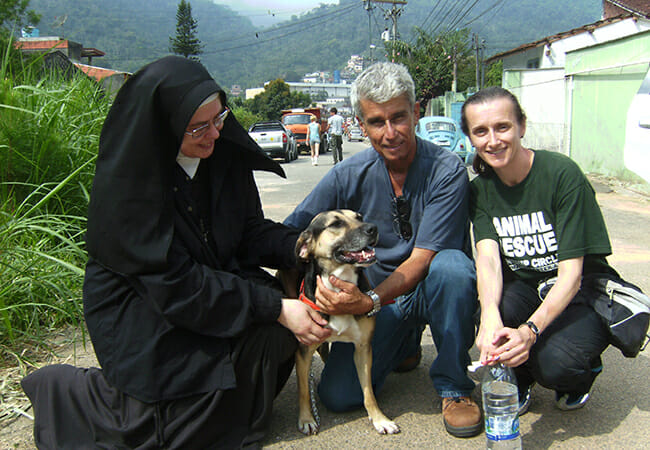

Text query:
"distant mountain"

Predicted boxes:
[[26, 0, 602, 89]]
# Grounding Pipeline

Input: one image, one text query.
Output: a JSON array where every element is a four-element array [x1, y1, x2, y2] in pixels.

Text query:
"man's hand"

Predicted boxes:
[[314, 275, 374, 315], [278, 299, 332, 346]]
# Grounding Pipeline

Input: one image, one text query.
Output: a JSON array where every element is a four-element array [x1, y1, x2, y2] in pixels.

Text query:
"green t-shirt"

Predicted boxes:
[[470, 150, 614, 284]]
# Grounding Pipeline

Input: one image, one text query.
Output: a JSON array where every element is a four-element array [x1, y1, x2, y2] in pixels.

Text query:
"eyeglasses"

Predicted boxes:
[[391, 195, 412, 240], [184, 107, 230, 139]]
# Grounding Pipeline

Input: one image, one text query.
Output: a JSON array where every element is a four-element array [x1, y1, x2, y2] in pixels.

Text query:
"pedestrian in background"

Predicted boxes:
[[307, 114, 321, 165], [327, 107, 344, 164]]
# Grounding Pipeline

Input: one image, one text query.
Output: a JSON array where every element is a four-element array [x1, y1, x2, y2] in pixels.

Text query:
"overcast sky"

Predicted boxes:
[[215, 1, 338, 26]]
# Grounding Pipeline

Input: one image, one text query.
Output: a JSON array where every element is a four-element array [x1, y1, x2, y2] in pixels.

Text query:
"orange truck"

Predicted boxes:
[[281, 108, 328, 153]]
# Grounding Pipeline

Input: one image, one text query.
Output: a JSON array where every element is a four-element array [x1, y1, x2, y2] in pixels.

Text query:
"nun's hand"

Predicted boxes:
[[278, 299, 331, 346]]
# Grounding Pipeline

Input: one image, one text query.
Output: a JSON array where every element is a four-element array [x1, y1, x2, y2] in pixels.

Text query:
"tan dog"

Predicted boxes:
[[294, 209, 400, 435]]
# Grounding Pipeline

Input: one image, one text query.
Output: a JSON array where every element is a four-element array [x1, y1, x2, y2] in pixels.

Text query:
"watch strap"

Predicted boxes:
[[366, 290, 381, 317]]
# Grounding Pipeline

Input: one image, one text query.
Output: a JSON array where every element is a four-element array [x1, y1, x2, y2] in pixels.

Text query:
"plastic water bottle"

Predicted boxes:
[[481, 363, 522, 449]]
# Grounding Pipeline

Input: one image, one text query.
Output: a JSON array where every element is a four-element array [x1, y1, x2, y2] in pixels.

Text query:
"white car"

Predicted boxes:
[[624, 71, 650, 183]]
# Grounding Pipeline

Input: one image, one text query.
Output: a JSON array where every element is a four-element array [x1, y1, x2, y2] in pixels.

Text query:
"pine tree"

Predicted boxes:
[[169, 0, 203, 60]]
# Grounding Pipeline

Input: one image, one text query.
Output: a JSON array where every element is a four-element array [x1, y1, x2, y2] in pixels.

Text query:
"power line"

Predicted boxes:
[[459, 0, 508, 29], [108, 2, 359, 63], [446, 0, 482, 32], [215, 3, 358, 46], [207, 5, 357, 54], [417, 0, 446, 34], [427, 1, 462, 36]]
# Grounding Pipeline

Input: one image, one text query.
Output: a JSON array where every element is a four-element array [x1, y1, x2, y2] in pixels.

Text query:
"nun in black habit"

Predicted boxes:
[[21, 56, 330, 449]]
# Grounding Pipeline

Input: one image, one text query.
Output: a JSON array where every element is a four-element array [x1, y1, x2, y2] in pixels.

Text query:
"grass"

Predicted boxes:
[[0, 36, 111, 361]]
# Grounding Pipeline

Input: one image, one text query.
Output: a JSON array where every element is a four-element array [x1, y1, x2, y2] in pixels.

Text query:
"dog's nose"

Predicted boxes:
[[363, 224, 378, 240]]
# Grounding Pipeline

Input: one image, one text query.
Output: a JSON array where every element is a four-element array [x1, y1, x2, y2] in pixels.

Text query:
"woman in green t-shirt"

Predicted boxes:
[[462, 86, 619, 415]]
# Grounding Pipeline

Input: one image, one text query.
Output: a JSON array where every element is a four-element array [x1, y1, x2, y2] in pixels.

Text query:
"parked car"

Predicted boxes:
[[347, 125, 364, 142], [623, 71, 650, 183], [248, 121, 297, 163], [415, 116, 474, 164]]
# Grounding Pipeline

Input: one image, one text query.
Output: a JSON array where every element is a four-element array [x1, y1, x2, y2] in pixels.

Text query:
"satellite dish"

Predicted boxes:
[[51, 14, 67, 38], [51, 15, 68, 28]]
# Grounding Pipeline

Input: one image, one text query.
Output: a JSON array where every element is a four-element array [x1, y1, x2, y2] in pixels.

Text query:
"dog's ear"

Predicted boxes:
[[295, 230, 313, 261]]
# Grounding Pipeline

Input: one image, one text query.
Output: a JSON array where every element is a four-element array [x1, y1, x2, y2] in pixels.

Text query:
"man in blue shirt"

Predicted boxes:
[[284, 62, 481, 438]]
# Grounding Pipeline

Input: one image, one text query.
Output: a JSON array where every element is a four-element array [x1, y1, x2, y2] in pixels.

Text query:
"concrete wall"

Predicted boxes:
[[503, 68, 567, 153], [565, 31, 649, 180]]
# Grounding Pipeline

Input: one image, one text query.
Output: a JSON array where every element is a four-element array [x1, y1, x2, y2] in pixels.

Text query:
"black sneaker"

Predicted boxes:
[[555, 391, 590, 410], [555, 361, 602, 411]]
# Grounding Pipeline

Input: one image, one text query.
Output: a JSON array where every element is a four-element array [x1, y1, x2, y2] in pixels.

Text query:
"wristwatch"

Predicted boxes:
[[365, 290, 381, 317], [522, 321, 540, 342]]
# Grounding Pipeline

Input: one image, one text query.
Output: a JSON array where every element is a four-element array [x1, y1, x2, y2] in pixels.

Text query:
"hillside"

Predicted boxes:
[[27, 0, 602, 89]]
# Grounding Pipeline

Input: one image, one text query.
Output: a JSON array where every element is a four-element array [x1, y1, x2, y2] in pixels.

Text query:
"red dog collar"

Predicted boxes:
[[299, 280, 321, 311]]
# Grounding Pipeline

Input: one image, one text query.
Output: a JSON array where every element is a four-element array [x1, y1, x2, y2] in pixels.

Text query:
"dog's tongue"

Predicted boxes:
[[345, 249, 376, 263]]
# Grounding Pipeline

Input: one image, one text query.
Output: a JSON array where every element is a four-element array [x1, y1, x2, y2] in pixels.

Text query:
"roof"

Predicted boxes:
[[604, 0, 650, 18], [73, 63, 119, 81], [81, 48, 105, 58], [485, 14, 636, 63], [15, 38, 69, 51]]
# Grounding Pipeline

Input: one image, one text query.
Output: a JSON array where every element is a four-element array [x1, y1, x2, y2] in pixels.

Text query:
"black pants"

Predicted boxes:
[[22, 324, 297, 449], [499, 280, 609, 395], [330, 134, 343, 164]]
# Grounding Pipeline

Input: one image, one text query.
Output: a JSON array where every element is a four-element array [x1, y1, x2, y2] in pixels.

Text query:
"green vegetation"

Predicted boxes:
[[244, 79, 311, 122], [391, 28, 475, 111], [0, 36, 111, 357], [0, 0, 40, 34], [24, 0, 601, 89], [169, 0, 203, 61]]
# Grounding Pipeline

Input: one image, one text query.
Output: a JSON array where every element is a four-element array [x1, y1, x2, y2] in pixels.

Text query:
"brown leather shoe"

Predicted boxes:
[[442, 396, 482, 438], [393, 346, 422, 373]]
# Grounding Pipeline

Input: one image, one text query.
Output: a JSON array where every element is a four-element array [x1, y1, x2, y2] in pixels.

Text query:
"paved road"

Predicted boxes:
[[255, 140, 650, 449]]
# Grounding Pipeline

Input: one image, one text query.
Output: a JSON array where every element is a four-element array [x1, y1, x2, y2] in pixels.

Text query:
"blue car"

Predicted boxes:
[[415, 116, 474, 164]]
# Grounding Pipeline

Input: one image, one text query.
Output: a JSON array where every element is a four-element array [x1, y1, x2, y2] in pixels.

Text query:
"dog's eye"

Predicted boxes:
[[356, 213, 363, 221], [329, 219, 343, 228]]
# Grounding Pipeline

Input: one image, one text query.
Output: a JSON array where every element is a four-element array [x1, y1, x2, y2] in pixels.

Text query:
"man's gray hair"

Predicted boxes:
[[350, 62, 416, 121]]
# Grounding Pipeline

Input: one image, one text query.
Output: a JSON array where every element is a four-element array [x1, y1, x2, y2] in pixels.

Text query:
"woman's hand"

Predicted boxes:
[[477, 305, 504, 365], [488, 326, 535, 367], [278, 299, 331, 346]]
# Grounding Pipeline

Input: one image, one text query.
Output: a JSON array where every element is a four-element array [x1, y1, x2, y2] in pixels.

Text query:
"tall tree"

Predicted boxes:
[[169, 0, 203, 60], [0, 0, 40, 35]]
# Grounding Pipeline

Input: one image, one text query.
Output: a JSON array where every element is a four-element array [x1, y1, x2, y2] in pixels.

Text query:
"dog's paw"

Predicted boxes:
[[298, 418, 319, 435], [371, 418, 400, 435]]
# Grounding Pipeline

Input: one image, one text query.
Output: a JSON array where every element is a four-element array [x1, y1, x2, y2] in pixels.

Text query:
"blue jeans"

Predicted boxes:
[[317, 249, 478, 412]]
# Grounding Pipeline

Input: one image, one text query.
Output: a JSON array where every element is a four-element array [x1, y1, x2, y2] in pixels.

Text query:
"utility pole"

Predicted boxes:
[[364, 1, 374, 67], [474, 34, 480, 90], [472, 33, 486, 90], [369, 0, 407, 61]]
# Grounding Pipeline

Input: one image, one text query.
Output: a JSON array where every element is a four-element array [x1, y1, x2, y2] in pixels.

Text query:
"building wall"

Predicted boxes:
[[503, 68, 567, 153], [566, 31, 650, 179]]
